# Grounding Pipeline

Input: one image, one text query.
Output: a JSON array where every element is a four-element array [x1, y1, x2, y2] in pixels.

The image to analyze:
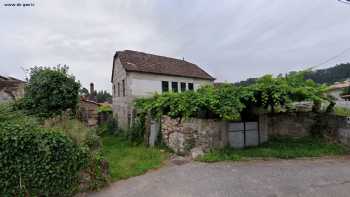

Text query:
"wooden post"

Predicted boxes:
[[144, 112, 151, 146]]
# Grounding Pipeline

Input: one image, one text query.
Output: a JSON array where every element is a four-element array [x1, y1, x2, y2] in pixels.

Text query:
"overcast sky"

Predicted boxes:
[[1, 0, 350, 91]]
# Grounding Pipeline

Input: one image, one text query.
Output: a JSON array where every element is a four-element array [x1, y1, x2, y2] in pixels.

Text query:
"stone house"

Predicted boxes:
[[328, 81, 350, 108], [0, 75, 25, 103], [111, 50, 215, 129]]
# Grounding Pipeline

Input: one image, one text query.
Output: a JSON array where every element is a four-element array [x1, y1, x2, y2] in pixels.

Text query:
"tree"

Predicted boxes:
[[241, 71, 328, 113], [236, 63, 350, 86], [96, 90, 112, 103], [79, 87, 89, 97], [21, 65, 80, 117]]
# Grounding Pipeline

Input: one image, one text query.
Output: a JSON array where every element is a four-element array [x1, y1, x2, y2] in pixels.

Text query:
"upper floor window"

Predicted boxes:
[[122, 80, 126, 96], [188, 83, 194, 91], [180, 82, 186, 92], [162, 81, 169, 92], [117, 82, 120, 97], [172, 82, 178, 92], [113, 84, 116, 95]]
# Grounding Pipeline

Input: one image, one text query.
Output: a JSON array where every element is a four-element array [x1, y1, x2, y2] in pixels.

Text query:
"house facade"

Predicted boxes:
[[0, 75, 25, 103], [111, 50, 215, 129]]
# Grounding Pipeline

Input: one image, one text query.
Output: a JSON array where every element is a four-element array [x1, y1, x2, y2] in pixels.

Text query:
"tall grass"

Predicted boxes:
[[101, 135, 168, 181], [198, 136, 348, 162], [43, 115, 101, 150]]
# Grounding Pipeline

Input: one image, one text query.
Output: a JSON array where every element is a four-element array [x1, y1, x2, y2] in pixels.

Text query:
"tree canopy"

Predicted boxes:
[[235, 63, 350, 86], [20, 65, 80, 117]]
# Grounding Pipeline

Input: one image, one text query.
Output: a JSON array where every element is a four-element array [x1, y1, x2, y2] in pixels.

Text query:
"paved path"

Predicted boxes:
[[87, 157, 350, 197]]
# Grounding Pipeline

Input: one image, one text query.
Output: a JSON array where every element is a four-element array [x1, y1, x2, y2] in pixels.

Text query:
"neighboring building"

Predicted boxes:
[[111, 50, 215, 129], [79, 97, 100, 127], [328, 81, 350, 108], [0, 75, 25, 103]]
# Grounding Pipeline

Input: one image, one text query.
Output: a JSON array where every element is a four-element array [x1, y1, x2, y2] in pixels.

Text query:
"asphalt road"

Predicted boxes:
[[87, 157, 350, 197]]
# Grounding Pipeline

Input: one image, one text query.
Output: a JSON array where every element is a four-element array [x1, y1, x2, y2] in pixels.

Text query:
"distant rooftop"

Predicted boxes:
[[0, 75, 25, 82], [329, 81, 350, 90]]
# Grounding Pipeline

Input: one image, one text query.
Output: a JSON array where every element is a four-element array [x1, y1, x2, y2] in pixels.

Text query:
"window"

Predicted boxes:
[[162, 81, 169, 92], [113, 84, 116, 95], [180, 82, 186, 92], [172, 82, 178, 92], [188, 83, 194, 91], [117, 82, 120, 97], [122, 80, 125, 96]]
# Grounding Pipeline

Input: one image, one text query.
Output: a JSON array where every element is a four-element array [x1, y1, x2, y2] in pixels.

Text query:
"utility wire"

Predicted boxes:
[[313, 47, 350, 69], [338, 0, 350, 5]]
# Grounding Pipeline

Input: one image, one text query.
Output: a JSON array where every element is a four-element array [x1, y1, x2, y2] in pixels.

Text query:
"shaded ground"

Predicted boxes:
[[87, 157, 350, 197]]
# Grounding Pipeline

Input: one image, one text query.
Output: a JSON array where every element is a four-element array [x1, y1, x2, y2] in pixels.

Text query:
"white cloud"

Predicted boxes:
[[1, 0, 350, 90]]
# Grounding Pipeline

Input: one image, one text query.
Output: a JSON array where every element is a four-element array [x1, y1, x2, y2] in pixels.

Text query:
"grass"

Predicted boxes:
[[198, 136, 349, 162], [101, 135, 169, 181], [334, 106, 350, 117]]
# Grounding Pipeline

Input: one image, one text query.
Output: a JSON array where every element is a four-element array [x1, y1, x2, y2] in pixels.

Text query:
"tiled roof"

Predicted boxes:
[[112, 50, 215, 81], [0, 75, 25, 89], [0, 75, 25, 82], [328, 81, 350, 90]]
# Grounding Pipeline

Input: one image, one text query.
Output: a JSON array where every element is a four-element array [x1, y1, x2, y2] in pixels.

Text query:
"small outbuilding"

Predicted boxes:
[[0, 75, 25, 103]]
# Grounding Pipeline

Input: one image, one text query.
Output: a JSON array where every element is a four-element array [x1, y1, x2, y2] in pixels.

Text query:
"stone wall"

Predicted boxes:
[[161, 116, 227, 155], [260, 112, 350, 146], [79, 99, 100, 127], [160, 113, 350, 157]]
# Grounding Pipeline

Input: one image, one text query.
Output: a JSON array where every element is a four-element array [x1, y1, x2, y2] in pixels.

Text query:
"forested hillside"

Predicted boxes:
[[235, 63, 350, 86], [305, 63, 350, 84]]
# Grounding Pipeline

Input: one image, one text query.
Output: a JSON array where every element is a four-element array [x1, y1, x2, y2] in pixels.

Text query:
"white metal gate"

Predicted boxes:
[[228, 121, 260, 148]]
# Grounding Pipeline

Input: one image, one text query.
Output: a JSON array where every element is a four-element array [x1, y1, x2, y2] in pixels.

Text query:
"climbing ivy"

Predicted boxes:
[[135, 71, 329, 121]]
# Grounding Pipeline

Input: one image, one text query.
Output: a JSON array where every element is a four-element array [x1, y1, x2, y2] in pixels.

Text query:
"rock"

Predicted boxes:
[[169, 155, 190, 165], [190, 147, 204, 159]]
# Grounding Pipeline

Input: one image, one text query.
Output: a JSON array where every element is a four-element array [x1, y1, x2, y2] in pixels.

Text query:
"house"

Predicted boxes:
[[111, 50, 215, 129], [0, 75, 25, 103], [328, 80, 350, 108]]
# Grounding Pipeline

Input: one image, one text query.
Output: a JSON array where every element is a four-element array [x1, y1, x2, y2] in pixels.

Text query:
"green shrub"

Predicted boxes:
[[42, 116, 109, 190], [0, 121, 88, 196], [43, 116, 101, 150], [334, 106, 350, 117], [135, 71, 328, 121], [0, 103, 38, 126], [20, 65, 80, 118], [124, 117, 145, 144], [97, 104, 112, 113], [97, 118, 118, 135], [81, 151, 110, 191]]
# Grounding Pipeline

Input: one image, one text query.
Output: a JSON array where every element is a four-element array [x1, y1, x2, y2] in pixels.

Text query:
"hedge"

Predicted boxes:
[[0, 121, 88, 196]]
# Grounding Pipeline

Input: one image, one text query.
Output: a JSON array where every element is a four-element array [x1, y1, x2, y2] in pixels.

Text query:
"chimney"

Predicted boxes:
[[90, 83, 94, 95], [89, 83, 96, 101]]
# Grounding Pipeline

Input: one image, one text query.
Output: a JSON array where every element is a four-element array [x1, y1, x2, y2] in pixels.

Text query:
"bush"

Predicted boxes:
[[0, 103, 38, 125], [124, 116, 145, 144], [334, 106, 350, 117], [97, 104, 113, 113], [20, 65, 80, 118], [80, 151, 109, 191], [0, 121, 88, 196], [97, 118, 118, 136], [43, 116, 101, 150], [135, 72, 328, 121], [42, 115, 109, 190]]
